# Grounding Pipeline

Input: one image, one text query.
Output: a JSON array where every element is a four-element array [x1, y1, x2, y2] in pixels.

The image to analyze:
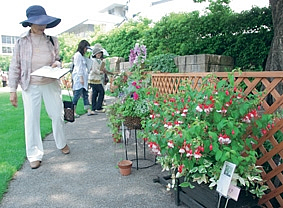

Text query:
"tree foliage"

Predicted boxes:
[[0, 56, 12, 71], [55, 3, 272, 70]]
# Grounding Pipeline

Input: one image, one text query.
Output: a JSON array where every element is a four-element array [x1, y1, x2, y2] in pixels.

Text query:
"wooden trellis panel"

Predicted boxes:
[[151, 71, 283, 208]]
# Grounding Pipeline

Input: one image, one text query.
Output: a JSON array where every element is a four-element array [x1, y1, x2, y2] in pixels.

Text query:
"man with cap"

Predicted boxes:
[[9, 5, 69, 169]]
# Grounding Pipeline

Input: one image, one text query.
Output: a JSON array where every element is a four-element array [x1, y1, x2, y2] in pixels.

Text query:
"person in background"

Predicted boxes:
[[2, 71, 8, 87], [72, 40, 93, 117], [88, 44, 112, 113], [99, 49, 112, 106], [9, 5, 69, 169]]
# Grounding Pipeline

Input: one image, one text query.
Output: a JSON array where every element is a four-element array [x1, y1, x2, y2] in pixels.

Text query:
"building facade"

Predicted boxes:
[[1, 35, 19, 56]]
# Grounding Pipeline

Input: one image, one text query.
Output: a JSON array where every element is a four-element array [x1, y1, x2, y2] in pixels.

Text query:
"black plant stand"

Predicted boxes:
[[122, 123, 156, 170]]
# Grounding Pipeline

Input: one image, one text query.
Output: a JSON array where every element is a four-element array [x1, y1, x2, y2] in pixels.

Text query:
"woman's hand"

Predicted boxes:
[[10, 92, 18, 107], [51, 61, 61, 68]]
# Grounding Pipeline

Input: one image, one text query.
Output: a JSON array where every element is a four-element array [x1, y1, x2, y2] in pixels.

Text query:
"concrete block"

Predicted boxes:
[[120, 62, 131, 72]]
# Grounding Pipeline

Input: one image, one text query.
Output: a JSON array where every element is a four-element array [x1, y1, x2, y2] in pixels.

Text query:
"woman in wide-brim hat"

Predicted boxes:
[[9, 5, 69, 170], [88, 44, 113, 113]]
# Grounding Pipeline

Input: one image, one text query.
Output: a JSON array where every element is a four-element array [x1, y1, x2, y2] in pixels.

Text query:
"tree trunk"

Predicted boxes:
[[265, 0, 283, 71], [265, 0, 283, 105]]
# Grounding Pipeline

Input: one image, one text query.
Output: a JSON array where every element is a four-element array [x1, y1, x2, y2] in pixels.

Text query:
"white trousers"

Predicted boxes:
[[22, 81, 66, 162]]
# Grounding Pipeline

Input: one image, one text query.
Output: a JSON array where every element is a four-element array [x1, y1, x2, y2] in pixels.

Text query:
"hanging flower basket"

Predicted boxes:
[[124, 116, 142, 129]]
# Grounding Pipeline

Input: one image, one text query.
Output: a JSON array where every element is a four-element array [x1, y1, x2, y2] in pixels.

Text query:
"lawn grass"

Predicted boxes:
[[0, 91, 85, 202]]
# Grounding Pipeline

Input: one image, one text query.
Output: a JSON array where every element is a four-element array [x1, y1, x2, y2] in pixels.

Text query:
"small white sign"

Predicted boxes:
[[216, 161, 236, 197], [227, 184, 241, 201]]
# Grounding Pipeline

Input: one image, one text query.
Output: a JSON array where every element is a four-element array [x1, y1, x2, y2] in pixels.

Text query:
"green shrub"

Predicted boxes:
[[146, 54, 179, 73]]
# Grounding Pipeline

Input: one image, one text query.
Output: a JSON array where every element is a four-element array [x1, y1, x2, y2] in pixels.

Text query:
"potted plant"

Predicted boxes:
[[113, 42, 154, 129], [141, 73, 274, 204], [116, 78, 153, 129]]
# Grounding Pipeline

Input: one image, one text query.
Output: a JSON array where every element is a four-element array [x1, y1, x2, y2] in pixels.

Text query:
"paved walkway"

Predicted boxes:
[[0, 95, 187, 208]]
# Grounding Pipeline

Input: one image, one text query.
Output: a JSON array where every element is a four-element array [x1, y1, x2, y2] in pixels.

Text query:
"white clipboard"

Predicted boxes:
[[31, 66, 71, 79]]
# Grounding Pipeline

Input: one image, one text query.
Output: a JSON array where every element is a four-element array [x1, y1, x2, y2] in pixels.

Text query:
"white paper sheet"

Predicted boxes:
[[31, 66, 71, 79]]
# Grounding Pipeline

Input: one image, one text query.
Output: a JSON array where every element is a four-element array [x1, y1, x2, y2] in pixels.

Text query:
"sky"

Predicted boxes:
[[0, 0, 269, 36]]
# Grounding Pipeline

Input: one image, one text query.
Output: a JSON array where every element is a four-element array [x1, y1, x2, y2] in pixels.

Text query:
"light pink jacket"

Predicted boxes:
[[9, 30, 61, 92]]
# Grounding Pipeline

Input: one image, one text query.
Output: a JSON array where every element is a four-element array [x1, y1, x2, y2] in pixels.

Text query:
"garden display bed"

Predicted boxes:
[[154, 174, 260, 208]]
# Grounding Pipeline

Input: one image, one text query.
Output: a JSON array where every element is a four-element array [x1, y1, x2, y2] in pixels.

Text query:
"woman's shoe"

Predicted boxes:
[[96, 109, 105, 113], [90, 111, 97, 115], [61, 145, 70, 154], [30, 161, 41, 169]]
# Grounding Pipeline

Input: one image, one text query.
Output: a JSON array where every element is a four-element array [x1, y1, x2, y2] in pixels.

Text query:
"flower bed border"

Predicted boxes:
[[151, 71, 283, 207], [154, 174, 259, 208]]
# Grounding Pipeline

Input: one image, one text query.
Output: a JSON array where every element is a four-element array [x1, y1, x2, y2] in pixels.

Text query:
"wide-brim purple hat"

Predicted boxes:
[[20, 5, 61, 28]]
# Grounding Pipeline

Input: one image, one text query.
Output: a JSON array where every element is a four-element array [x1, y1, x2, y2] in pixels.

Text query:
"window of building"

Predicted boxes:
[[1, 35, 19, 44], [108, 8, 115, 15], [2, 46, 12, 54]]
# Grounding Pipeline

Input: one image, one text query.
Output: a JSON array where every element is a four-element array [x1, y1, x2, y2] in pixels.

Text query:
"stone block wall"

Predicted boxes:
[[119, 62, 131, 72], [117, 54, 234, 73], [174, 54, 234, 73], [106, 57, 125, 72]]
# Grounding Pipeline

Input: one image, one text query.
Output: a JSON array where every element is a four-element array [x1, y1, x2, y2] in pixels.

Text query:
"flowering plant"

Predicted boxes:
[[129, 42, 147, 71], [115, 42, 152, 119], [141, 73, 274, 198], [117, 79, 152, 119]]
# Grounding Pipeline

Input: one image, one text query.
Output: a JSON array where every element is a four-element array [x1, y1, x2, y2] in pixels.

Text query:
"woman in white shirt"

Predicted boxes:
[[72, 40, 92, 117]]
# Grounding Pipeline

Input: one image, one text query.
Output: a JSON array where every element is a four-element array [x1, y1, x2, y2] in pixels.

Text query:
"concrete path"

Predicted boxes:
[[0, 95, 187, 208]]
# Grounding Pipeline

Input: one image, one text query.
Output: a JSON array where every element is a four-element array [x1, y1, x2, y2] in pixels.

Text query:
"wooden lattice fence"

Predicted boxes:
[[151, 72, 283, 208]]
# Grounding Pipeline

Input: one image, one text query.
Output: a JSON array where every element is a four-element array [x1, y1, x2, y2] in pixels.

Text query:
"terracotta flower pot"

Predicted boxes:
[[118, 160, 133, 176]]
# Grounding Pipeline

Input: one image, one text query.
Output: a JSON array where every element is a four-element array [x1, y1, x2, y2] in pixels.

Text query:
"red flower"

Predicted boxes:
[[178, 164, 184, 173]]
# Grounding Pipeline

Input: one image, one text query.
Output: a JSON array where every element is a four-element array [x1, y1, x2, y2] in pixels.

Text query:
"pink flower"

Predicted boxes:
[[148, 142, 161, 155], [196, 104, 203, 112], [136, 85, 141, 89], [164, 122, 173, 129], [132, 81, 137, 86], [186, 149, 193, 157], [194, 150, 202, 159], [168, 140, 174, 148], [261, 129, 267, 135], [174, 121, 180, 127], [133, 92, 139, 100], [179, 148, 185, 154], [218, 134, 231, 145]]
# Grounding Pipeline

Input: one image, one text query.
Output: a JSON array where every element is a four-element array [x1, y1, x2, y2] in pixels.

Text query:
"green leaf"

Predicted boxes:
[[215, 150, 223, 161], [179, 182, 190, 187]]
